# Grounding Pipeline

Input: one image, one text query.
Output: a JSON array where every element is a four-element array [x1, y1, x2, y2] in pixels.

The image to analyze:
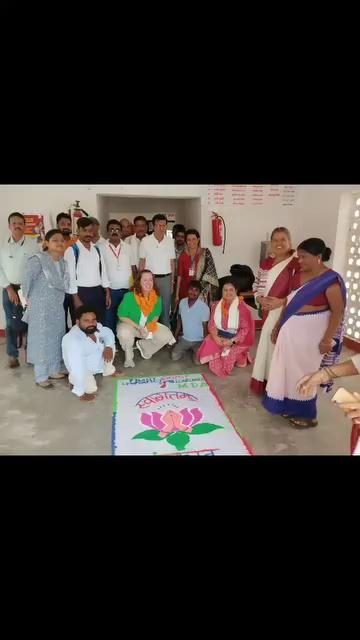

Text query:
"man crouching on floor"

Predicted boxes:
[[62, 305, 123, 401]]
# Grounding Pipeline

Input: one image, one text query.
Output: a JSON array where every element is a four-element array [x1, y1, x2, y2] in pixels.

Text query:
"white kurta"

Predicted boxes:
[[62, 323, 115, 397]]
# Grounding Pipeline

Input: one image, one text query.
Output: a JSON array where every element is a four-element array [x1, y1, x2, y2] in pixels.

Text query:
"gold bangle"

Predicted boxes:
[[327, 366, 338, 379], [323, 367, 336, 381]]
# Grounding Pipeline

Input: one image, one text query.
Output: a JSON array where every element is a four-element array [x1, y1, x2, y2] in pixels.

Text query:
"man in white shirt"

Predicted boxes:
[[90, 217, 107, 247], [139, 214, 176, 328], [101, 219, 137, 336], [0, 212, 38, 368], [64, 217, 111, 326], [125, 215, 148, 271], [56, 212, 77, 332], [62, 305, 123, 402], [119, 218, 134, 241]]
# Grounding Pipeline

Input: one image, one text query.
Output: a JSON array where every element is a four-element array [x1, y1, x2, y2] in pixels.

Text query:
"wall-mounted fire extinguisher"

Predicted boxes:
[[69, 200, 90, 235], [211, 212, 226, 254]]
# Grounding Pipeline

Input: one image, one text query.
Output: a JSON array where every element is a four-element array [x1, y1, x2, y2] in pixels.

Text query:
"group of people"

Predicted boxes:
[[2, 211, 358, 450], [0, 211, 258, 400], [250, 227, 347, 431]]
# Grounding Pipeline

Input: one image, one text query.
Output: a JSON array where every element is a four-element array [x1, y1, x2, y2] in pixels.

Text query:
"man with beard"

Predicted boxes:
[[57, 212, 77, 331], [100, 219, 137, 337], [62, 305, 123, 402], [173, 224, 186, 262], [56, 212, 77, 250]]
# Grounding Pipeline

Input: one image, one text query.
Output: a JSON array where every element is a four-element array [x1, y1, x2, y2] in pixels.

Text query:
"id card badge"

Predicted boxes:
[[189, 268, 195, 277]]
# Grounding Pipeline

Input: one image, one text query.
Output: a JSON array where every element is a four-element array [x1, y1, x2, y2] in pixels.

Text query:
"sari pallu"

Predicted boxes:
[[263, 270, 346, 420], [196, 248, 219, 304], [197, 298, 255, 378], [250, 255, 298, 395]]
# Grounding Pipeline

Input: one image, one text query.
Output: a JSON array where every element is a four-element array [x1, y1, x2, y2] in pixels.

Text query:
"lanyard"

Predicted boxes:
[[189, 249, 199, 269], [109, 243, 121, 261]]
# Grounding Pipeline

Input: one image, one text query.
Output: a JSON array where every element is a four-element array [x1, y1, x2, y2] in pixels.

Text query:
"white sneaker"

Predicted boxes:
[[124, 359, 135, 368]]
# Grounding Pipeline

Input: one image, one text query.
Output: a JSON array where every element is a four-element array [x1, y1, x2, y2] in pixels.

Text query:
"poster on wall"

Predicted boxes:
[[208, 185, 298, 207], [23, 214, 45, 240]]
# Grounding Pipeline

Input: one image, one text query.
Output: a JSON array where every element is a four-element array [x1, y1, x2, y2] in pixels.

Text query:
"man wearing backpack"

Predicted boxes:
[[64, 217, 111, 326]]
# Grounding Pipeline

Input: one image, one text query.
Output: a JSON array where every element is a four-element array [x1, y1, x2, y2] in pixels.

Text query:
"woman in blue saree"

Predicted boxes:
[[262, 238, 346, 428]]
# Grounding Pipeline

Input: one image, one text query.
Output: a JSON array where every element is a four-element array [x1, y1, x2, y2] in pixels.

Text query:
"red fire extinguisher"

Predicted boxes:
[[69, 200, 91, 235], [211, 212, 226, 253]]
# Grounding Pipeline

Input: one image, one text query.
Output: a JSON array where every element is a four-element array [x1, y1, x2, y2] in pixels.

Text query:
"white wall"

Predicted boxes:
[[0, 185, 206, 329], [102, 196, 195, 232], [0, 185, 206, 237], [1, 184, 359, 329], [333, 191, 360, 279], [203, 185, 360, 278], [181, 198, 201, 231]]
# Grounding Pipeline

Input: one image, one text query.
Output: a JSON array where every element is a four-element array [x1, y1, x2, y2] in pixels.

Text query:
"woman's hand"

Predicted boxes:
[[139, 327, 149, 339], [297, 370, 329, 395], [261, 296, 284, 311], [319, 338, 333, 355], [221, 339, 233, 348], [256, 295, 265, 305]]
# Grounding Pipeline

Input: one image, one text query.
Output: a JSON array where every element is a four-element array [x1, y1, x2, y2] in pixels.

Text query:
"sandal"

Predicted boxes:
[[49, 373, 67, 379], [289, 417, 318, 429], [36, 380, 54, 389]]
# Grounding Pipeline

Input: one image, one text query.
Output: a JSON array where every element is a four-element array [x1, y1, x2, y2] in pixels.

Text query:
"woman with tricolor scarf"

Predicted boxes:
[[263, 238, 346, 429], [250, 227, 300, 395], [117, 270, 175, 368], [197, 279, 255, 378]]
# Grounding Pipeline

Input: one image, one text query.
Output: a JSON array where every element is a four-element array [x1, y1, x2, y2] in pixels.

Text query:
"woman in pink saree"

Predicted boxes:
[[197, 279, 255, 378]]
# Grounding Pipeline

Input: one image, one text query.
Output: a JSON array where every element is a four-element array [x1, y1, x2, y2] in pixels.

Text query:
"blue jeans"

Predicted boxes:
[[104, 288, 128, 337], [2, 288, 20, 359]]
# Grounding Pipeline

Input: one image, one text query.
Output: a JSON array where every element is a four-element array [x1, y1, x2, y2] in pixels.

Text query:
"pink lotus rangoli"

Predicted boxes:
[[133, 407, 224, 451]]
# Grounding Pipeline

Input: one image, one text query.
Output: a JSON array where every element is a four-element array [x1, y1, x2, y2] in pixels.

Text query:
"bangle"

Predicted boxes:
[[323, 366, 337, 381]]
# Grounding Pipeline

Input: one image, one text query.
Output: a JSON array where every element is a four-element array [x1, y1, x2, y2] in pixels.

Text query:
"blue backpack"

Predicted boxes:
[[72, 243, 102, 278]]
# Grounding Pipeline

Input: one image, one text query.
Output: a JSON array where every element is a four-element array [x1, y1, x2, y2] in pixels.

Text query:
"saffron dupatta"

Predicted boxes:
[[134, 289, 159, 332]]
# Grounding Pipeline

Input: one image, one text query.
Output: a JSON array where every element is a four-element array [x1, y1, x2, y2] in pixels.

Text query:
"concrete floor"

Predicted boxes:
[[0, 334, 356, 455]]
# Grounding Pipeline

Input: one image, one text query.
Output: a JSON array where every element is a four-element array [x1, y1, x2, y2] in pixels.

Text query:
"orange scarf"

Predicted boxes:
[[134, 289, 159, 332]]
